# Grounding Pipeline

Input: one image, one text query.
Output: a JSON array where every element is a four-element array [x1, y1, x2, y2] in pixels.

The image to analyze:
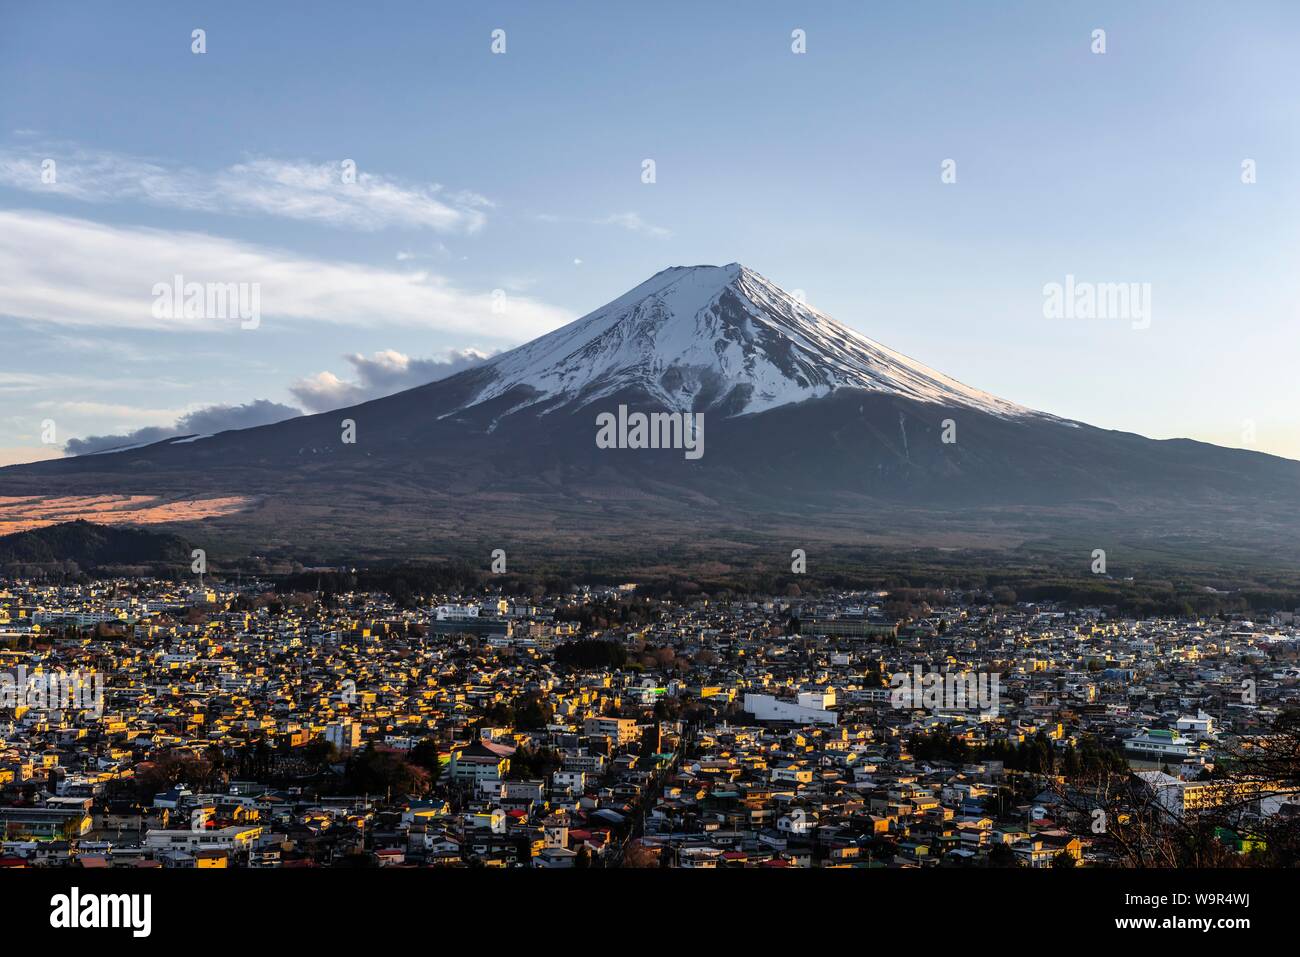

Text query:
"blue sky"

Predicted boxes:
[[2, 0, 1298, 463]]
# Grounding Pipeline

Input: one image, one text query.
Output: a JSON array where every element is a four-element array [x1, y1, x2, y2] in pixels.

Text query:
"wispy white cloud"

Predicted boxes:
[[0, 146, 491, 232], [290, 348, 495, 412], [537, 211, 672, 238], [597, 212, 672, 238], [396, 242, 454, 262], [0, 210, 571, 337], [0, 372, 56, 394]]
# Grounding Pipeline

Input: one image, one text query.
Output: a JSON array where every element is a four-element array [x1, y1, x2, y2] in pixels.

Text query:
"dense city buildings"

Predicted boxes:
[[2, 578, 1298, 869]]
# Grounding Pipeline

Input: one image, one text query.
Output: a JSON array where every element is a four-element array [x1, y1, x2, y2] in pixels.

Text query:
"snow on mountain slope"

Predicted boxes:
[[466, 263, 1041, 419]]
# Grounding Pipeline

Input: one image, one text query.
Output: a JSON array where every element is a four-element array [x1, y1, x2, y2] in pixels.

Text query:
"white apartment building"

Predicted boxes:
[[743, 691, 838, 726], [325, 719, 362, 752], [144, 824, 263, 853]]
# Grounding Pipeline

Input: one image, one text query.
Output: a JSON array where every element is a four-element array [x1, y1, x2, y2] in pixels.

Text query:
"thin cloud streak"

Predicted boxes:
[[537, 211, 672, 238], [0, 210, 571, 337], [0, 146, 491, 232]]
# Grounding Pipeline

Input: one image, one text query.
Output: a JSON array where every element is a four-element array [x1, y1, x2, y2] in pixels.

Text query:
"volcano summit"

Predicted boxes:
[[462, 263, 1039, 420]]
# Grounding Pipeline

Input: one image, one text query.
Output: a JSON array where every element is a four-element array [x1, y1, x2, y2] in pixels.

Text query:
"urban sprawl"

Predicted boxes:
[[2, 578, 1298, 869]]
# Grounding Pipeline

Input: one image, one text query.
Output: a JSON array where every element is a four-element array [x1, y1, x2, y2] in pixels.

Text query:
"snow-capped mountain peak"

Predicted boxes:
[[466, 263, 1036, 419]]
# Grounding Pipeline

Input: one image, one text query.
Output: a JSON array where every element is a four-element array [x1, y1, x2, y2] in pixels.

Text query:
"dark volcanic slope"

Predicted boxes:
[[3, 264, 1299, 569], [3, 380, 1299, 568]]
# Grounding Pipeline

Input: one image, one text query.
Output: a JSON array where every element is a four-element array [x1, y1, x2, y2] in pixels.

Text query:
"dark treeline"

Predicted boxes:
[[554, 597, 660, 629], [909, 729, 1129, 777], [1012, 581, 1300, 619], [553, 640, 629, 669], [0, 520, 193, 567], [265, 562, 1300, 619], [11, 533, 1296, 619]]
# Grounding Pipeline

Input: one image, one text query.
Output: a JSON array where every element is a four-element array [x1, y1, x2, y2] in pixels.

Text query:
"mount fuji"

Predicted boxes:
[[465, 263, 1037, 421], [4, 263, 1300, 570]]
